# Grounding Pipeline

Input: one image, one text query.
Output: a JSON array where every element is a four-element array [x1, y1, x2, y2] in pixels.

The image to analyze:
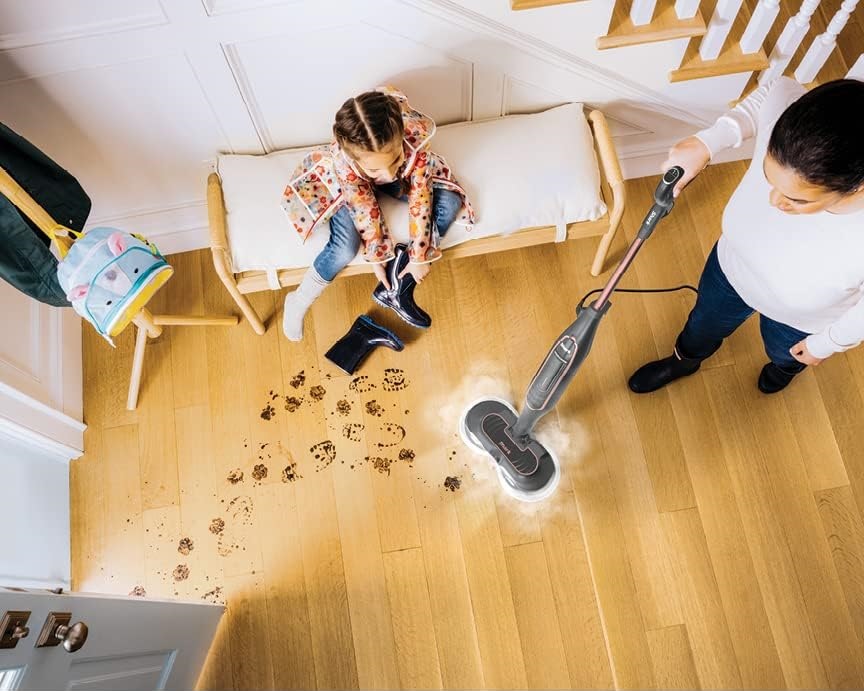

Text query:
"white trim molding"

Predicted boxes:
[[0, 382, 85, 462], [0, 10, 169, 52]]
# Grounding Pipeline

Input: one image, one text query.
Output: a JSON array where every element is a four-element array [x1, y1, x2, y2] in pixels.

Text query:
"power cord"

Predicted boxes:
[[577, 284, 698, 312]]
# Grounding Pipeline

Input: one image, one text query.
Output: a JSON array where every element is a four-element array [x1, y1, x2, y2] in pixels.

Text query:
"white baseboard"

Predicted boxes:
[[0, 382, 86, 462]]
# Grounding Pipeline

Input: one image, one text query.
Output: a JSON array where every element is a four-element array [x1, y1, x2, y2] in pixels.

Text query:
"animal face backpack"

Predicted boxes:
[[57, 228, 173, 344], [0, 164, 172, 345]]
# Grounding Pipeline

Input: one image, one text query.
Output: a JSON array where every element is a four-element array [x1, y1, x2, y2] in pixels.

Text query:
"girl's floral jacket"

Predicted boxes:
[[280, 86, 474, 264]]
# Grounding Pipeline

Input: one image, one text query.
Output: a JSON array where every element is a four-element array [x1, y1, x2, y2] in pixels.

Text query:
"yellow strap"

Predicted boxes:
[[0, 164, 78, 258]]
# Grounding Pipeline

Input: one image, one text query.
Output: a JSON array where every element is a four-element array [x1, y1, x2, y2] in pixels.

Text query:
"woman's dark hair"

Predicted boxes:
[[333, 91, 403, 152], [768, 79, 864, 195]]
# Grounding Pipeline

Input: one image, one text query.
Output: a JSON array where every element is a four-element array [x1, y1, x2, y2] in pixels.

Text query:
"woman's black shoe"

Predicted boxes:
[[757, 362, 799, 394], [628, 350, 702, 394]]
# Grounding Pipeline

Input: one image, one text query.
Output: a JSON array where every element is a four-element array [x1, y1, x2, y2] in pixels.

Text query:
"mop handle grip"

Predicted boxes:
[[637, 166, 683, 240]]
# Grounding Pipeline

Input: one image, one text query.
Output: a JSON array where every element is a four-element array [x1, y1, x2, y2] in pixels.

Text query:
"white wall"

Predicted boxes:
[[0, 431, 71, 590], [0, 0, 749, 256], [0, 280, 85, 458], [0, 282, 80, 591]]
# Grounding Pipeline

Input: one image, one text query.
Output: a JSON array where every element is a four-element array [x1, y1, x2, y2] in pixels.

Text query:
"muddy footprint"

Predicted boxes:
[[367, 456, 395, 476], [377, 422, 406, 448], [226, 495, 254, 524], [260, 403, 276, 421], [252, 464, 268, 481], [309, 385, 326, 402], [285, 395, 304, 412], [382, 368, 410, 392], [226, 469, 244, 484], [216, 496, 254, 556], [178, 538, 194, 556], [342, 423, 365, 442], [444, 476, 462, 492], [336, 399, 352, 416], [349, 375, 376, 393], [398, 448, 416, 465], [310, 440, 337, 470], [365, 400, 384, 417], [281, 462, 302, 483], [173, 564, 190, 582], [290, 370, 306, 389]]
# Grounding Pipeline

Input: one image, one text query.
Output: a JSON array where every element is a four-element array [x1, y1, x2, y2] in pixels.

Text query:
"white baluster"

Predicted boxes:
[[699, 0, 745, 61], [740, 0, 781, 54], [794, 0, 860, 84], [631, 0, 658, 26], [758, 0, 821, 85], [849, 53, 864, 80], [675, 0, 700, 19]]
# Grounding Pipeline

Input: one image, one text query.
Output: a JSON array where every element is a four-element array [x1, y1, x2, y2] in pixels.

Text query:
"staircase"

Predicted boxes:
[[510, 0, 863, 94]]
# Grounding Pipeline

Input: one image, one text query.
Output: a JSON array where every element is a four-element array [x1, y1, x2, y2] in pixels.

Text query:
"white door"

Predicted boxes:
[[0, 588, 222, 690]]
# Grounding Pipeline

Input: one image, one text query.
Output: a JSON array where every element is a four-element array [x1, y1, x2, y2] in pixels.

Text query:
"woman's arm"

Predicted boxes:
[[694, 77, 805, 158], [806, 288, 864, 359]]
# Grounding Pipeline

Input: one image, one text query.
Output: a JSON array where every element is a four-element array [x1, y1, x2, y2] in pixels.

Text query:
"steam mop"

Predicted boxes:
[[460, 167, 685, 502]]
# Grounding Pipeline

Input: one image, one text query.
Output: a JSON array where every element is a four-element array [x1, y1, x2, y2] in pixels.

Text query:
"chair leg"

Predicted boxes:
[[127, 322, 149, 411]]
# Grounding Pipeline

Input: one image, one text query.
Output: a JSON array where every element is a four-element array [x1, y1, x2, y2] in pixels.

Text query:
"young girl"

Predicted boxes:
[[280, 86, 474, 341]]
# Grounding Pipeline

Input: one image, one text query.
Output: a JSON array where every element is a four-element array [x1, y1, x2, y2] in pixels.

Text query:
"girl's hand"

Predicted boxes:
[[663, 136, 711, 197], [790, 339, 824, 366], [399, 262, 430, 284], [372, 262, 390, 290]]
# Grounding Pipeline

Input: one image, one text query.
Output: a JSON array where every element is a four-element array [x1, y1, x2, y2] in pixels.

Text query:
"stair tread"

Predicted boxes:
[[670, 42, 769, 82], [669, 0, 766, 83], [597, 0, 706, 50]]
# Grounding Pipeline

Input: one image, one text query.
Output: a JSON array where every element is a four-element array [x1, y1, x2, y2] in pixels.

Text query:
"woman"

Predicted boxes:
[[629, 77, 864, 395]]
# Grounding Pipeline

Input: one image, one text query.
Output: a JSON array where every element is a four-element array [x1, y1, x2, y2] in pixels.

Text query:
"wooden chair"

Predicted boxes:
[[0, 166, 238, 411]]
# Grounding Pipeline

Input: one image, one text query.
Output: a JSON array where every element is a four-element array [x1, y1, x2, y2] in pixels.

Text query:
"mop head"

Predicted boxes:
[[459, 397, 560, 503]]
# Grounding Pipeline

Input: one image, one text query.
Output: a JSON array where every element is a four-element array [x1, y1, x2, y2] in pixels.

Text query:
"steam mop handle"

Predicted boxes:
[[637, 166, 683, 240], [521, 304, 607, 416], [514, 166, 687, 437]]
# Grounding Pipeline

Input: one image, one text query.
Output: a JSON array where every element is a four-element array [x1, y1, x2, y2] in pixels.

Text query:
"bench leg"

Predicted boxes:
[[227, 282, 266, 335], [590, 182, 625, 277], [591, 227, 617, 277], [211, 249, 266, 335]]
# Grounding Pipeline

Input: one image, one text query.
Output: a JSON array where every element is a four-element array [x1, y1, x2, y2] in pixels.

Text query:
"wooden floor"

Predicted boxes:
[[72, 162, 864, 690]]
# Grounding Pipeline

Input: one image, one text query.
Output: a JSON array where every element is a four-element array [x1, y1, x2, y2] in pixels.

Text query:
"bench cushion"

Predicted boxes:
[[217, 102, 606, 274]]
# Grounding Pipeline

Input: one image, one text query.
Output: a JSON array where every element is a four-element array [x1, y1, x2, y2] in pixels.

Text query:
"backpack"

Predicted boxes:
[[57, 227, 173, 345]]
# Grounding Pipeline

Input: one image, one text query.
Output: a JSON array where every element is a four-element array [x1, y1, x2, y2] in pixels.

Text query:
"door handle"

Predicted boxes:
[[0, 611, 31, 649], [36, 612, 89, 652], [55, 622, 88, 653]]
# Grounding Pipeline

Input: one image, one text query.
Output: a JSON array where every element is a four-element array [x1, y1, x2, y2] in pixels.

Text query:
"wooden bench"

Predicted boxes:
[[208, 109, 625, 335]]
